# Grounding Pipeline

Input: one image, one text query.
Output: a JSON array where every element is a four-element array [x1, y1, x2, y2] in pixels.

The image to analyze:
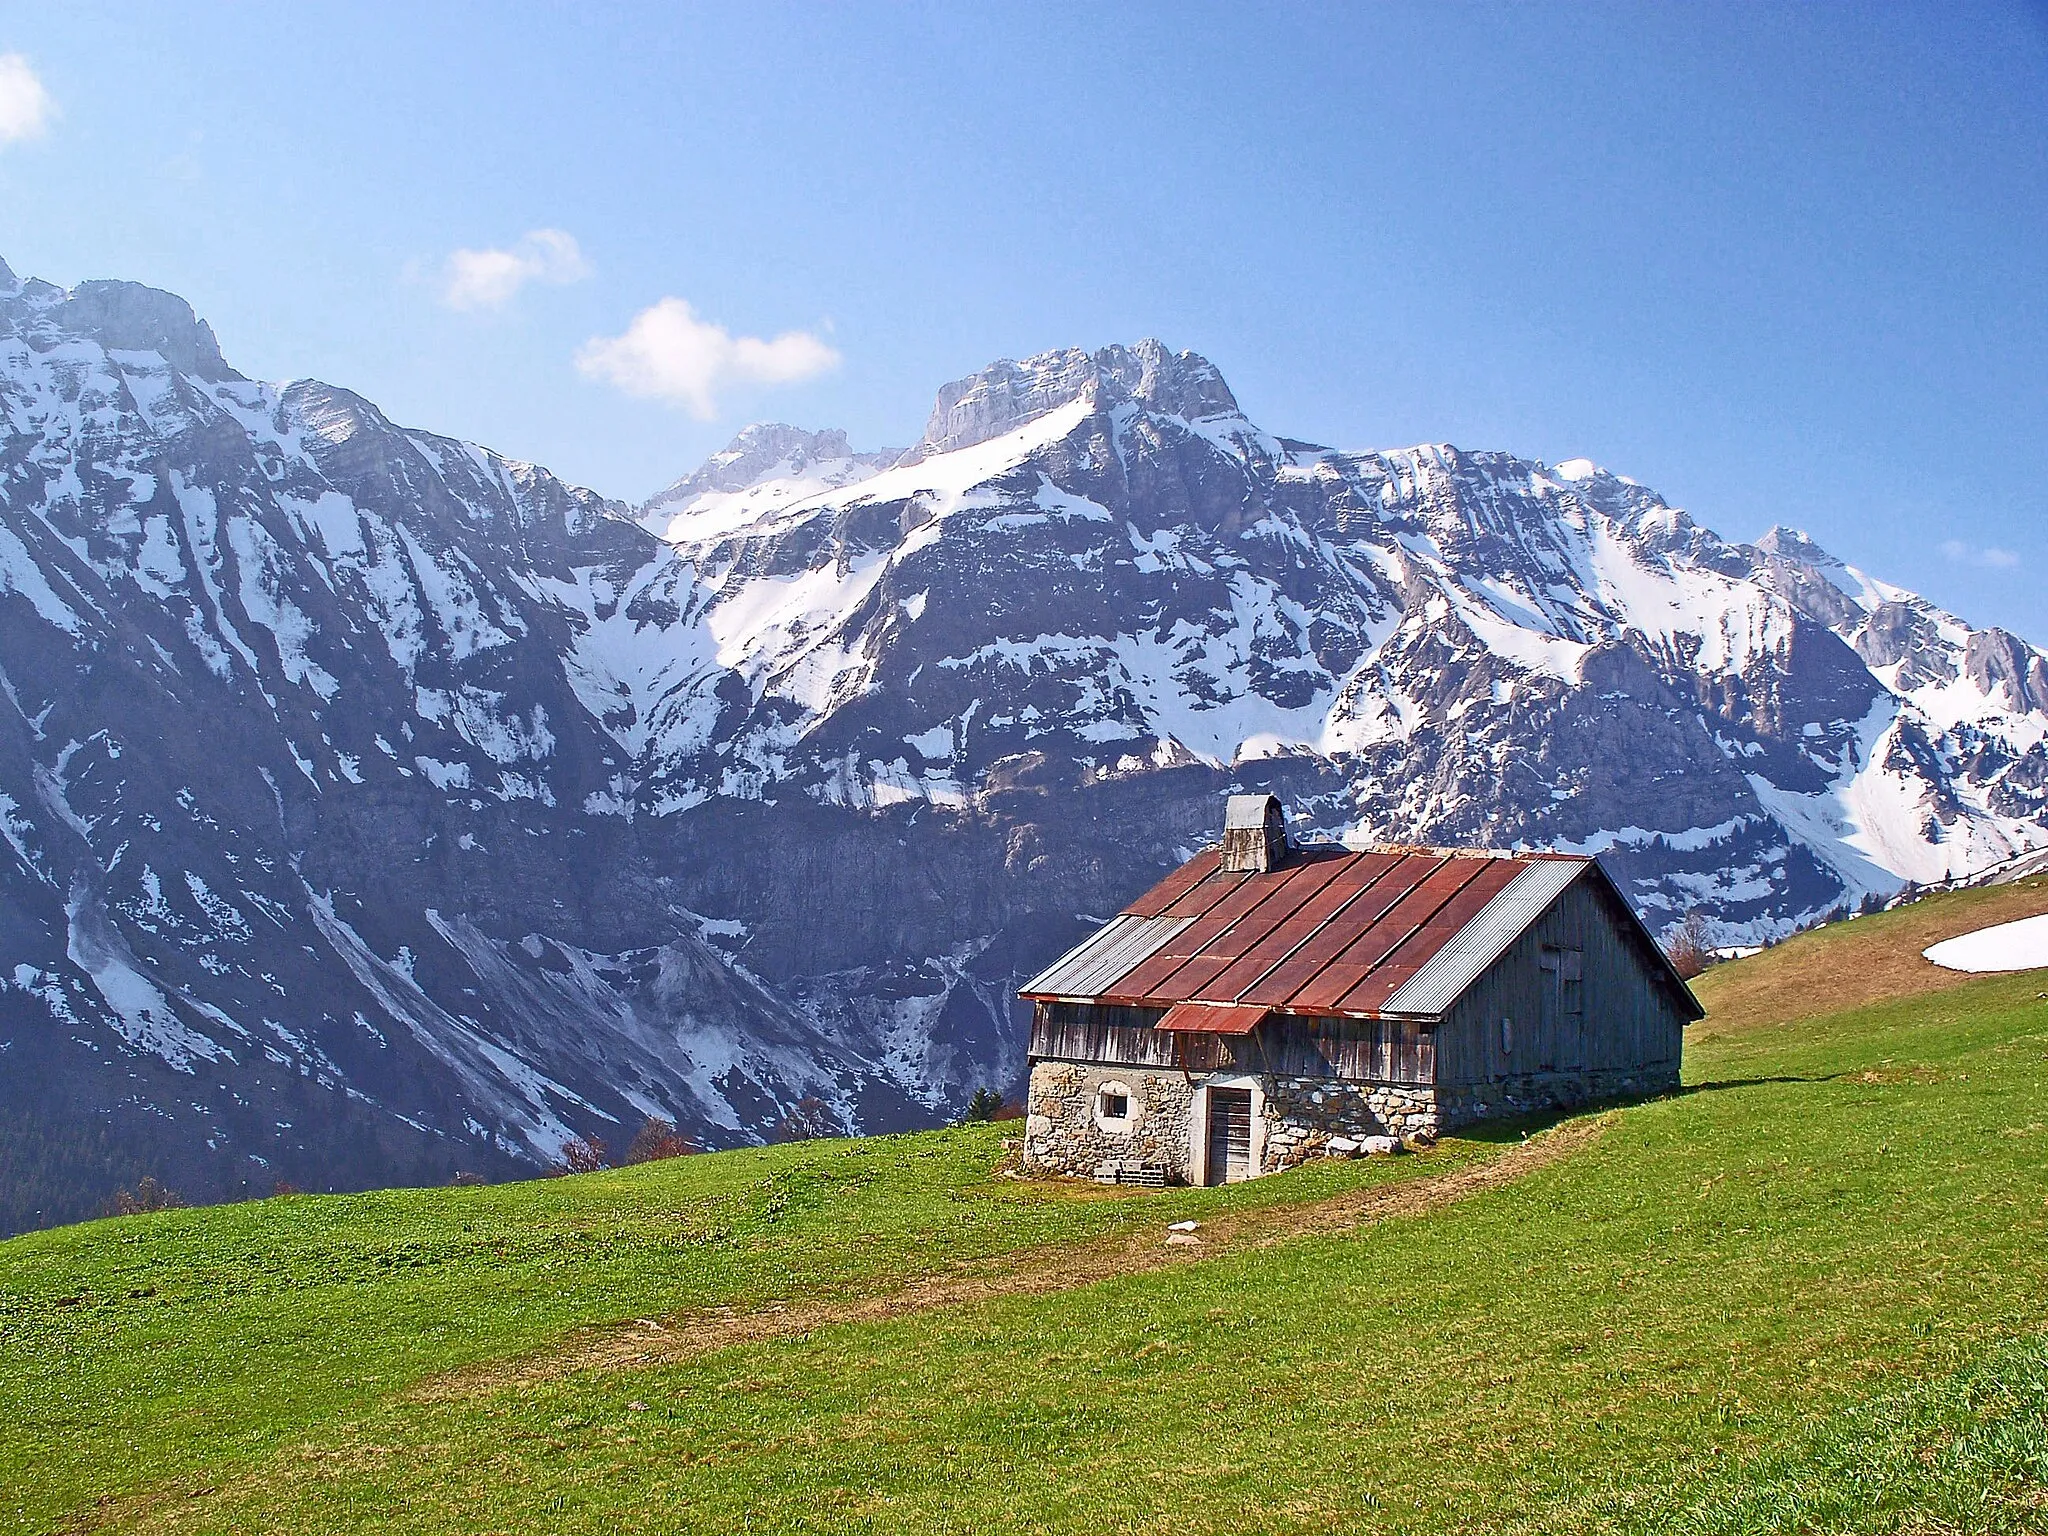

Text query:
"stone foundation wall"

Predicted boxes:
[[1436, 1062, 1679, 1130], [1024, 1060, 1447, 1182], [1024, 1057, 1680, 1182], [1023, 1061, 1196, 1182], [1257, 1076, 1439, 1172]]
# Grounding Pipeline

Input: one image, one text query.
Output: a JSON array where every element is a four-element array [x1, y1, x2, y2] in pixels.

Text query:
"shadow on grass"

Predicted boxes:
[[1454, 1107, 1576, 1144], [1676, 1073, 1845, 1096]]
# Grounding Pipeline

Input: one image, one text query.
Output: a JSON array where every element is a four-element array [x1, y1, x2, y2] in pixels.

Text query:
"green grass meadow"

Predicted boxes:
[[7, 887, 2048, 1533]]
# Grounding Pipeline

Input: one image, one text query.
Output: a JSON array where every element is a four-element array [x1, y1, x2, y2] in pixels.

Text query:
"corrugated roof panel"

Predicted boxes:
[[1381, 858, 1586, 1015], [1296, 859, 1492, 1009], [1106, 857, 1330, 998], [1068, 919, 1198, 997], [1188, 856, 1372, 1001], [1157, 866, 1253, 920], [1018, 915, 1134, 997], [1020, 914, 1194, 998], [1157, 1002, 1267, 1034], [1338, 963, 1424, 1013], [1145, 952, 1238, 999], [1233, 856, 1426, 1006], [1286, 958, 1377, 1011], [1358, 864, 1526, 971], [1169, 857, 1354, 1001]]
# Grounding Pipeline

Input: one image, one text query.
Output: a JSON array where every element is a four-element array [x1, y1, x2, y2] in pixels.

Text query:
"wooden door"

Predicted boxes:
[[1540, 945, 1584, 1069], [1207, 1088, 1254, 1184]]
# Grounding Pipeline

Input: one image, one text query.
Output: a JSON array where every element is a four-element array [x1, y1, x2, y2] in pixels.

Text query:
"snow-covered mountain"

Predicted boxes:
[[3, 265, 2041, 1229], [638, 423, 898, 545], [646, 338, 2048, 917], [0, 264, 926, 1229]]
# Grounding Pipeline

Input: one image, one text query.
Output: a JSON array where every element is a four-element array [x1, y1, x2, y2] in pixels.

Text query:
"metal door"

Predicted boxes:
[[1206, 1087, 1254, 1184]]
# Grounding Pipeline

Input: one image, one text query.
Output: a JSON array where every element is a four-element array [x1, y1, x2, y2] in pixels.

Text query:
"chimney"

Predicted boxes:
[[1220, 794, 1288, 874]]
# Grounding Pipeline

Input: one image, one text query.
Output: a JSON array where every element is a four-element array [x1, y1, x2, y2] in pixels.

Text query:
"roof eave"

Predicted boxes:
[[1025, 995, 1445, 1027]]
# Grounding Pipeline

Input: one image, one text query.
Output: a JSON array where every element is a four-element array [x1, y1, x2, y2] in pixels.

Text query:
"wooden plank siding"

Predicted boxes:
[[1028, 1003, 1178, 1068], [1433, 875, 1686, 1085], [1030, 1002, 1433, 1085]]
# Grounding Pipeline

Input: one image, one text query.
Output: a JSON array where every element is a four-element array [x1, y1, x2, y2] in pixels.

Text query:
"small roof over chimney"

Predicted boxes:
[[1220, 793, 1288, 874]]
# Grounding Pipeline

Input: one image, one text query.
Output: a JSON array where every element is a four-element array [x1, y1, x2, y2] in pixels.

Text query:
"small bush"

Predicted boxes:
[[448, 1170, 485, 1187], [551, 1137, 609, 1175], [623, 1117, 699, 1165], [960, 1088, 1005, 1123], [1664, 909, 1715, 980], [101, 1176, 184, 1217], [270, 1179, 302, 1198]]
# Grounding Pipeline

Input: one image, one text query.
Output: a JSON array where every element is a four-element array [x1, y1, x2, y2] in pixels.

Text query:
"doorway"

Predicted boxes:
[[1206, 1087, 1255, 1184]]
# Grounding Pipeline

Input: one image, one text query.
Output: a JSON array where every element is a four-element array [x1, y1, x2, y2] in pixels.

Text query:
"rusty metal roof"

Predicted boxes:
[[1019, 913, 1193, 999], [1156, 1002, 1268, 1034], [1021, 843, 1694, 1021], [1379, 857, 1585, 1015]]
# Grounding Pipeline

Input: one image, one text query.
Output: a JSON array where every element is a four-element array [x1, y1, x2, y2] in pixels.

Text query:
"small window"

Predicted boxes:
[[1094, 1082, 1137, 1132], [1500, 1016, 1514, 1055]]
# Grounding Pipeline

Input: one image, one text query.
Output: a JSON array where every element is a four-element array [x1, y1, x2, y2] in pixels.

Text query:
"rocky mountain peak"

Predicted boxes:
[[1753, 525, 1838, 567], [1, 271, 244, 383], [901, 339, 1242, 464], [637, 422, 900, 542], [646, 423, 884, 513]]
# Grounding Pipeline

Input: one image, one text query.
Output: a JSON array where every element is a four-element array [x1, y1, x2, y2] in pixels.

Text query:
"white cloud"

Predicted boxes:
[[1941, 539, 2020, 571], [0, 54, 53, 144], [441, 229, 590, 311], [575, 298, 840, 418]]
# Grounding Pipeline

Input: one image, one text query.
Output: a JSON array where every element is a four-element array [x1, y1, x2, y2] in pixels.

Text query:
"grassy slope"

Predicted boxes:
[[0, 1110, 1506, 1533], [9, 881, 2048, 1534]]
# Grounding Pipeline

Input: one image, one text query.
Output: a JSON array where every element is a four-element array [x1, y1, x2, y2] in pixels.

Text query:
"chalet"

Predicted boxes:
[[1019, 795, 1701, 1184]]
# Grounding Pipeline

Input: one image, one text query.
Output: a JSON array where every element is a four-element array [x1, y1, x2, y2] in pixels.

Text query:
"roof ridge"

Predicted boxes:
[[1355, 842, 1578, 861]]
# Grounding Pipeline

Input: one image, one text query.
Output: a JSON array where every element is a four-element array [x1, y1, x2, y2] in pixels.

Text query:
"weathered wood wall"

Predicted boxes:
[[1029, 1002, 1177, 1068], [1256, 1016, 1433, 1084], [1030, 1003, 1432, 1085], [1434, 875, 1687, 1085]]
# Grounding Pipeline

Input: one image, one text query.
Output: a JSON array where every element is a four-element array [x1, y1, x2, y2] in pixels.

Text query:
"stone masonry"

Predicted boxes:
[[1024, 1062, 1195, 1182], [1024, 1058, 1683, 1182], [1435, 1063, 1679, 1131], [1025, 1060, 1449, 1182], [1257, 1076, 1440, 1173]]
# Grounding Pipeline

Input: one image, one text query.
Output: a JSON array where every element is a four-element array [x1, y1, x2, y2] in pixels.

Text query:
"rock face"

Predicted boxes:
[[3, 262, 2044, 1230]]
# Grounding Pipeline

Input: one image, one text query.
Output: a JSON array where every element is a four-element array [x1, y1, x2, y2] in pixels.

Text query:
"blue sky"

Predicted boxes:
[[3, 3, 2045, 635]]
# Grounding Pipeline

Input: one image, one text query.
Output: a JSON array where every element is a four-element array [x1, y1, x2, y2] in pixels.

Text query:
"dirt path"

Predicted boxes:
[[61, 1116, 1614, 1535], [411, 1112, 1613, 1404]]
